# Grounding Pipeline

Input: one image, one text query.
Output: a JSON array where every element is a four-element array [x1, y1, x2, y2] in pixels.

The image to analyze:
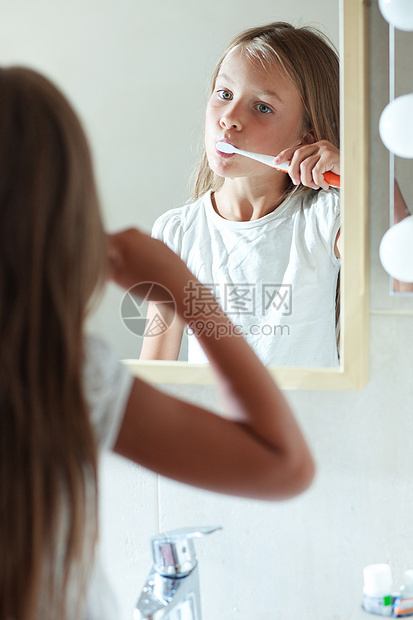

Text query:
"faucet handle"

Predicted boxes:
[[151, 526, 221, 577], [152, 526, 221, 543]]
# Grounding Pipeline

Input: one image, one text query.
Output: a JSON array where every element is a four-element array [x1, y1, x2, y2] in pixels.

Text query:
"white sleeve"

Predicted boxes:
[[151, 207, 184, 256], [83, 336, 134, 451]]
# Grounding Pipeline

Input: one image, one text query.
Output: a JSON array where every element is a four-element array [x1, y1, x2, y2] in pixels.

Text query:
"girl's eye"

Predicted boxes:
[[257, 103, 272, 114], [217, 89, 232, 100]]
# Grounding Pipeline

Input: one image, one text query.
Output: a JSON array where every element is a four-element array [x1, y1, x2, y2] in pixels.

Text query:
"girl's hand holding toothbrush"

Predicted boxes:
[[274, 140, 340, 191]]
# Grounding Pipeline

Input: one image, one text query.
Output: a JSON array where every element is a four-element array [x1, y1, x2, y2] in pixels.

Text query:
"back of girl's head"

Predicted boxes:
[[0, 67, 106, 317], [0, 67, 105, 619], [193, 22, 340, 200]]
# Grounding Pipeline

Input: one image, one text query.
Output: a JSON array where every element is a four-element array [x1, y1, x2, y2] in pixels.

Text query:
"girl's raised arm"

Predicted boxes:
[[108, 229, 315, 501], [139, 301, 184, 360]]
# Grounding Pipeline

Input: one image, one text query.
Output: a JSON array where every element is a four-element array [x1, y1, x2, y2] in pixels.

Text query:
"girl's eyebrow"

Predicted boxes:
[[216, 72, 233, 83], [216, 72, 283, 103], [259, 88, 283, 103]]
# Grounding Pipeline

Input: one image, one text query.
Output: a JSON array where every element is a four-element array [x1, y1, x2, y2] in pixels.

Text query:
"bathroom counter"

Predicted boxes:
[[351, 608, 385, 619]]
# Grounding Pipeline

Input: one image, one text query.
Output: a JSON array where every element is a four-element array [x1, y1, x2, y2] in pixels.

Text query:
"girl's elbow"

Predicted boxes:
[[290, 451, 316, 496], [266, 450, 316, 501]]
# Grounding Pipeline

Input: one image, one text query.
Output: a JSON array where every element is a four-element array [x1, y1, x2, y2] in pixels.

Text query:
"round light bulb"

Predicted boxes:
[[379, 94, 413, 158], [378, 0, 413, 31], [379, 216, 413, 282]]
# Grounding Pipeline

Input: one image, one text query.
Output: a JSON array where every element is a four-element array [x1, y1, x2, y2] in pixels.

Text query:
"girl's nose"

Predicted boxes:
[[219, 110, 242, 130]]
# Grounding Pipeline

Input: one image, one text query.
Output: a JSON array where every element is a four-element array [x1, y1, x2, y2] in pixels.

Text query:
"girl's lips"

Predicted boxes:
[[215, 142, 235, 158]]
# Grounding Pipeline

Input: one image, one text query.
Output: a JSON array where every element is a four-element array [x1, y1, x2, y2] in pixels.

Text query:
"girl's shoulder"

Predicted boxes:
[[302, 187, 340, 217], [300, 189, 341, 254], [151, 193, 209, 246], [288, 188, 340, 232], [83, 335, 134, 450]]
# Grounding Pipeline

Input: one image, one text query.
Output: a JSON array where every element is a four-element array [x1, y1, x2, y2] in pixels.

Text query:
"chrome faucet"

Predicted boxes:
[[133, 526, 221, 620]]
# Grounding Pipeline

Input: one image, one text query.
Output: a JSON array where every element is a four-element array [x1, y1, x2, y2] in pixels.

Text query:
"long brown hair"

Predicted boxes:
[[0, 67, 107, 619], [192, 22, 340, 200]]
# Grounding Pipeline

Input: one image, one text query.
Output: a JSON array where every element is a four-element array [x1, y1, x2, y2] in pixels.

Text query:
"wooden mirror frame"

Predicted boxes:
[[124, 0, 370, 390]]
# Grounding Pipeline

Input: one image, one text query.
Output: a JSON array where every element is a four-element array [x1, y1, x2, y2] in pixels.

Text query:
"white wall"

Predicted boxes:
[[99, 4, 413, 620]]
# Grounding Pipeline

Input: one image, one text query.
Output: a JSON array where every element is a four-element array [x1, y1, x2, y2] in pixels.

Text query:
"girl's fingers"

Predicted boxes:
[[288, 146, 319, 187], [312, 165, 331, 190], [106, 235, 122, 274], [273, 146, 296, 164], [275, 141, 340, 190], [300, 155, 331, 190], [298, 155, 322, 189]]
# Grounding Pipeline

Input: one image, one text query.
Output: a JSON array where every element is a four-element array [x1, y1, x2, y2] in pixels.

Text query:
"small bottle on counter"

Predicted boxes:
[[362, 563, 394, 616], [394, 570, 413, 617]]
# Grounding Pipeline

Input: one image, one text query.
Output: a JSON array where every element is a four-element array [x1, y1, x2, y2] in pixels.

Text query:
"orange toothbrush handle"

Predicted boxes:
[[323, 171, 340, 188]]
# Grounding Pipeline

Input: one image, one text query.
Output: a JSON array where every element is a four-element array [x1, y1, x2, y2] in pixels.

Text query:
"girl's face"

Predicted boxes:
[[205, 47, 308, 181]]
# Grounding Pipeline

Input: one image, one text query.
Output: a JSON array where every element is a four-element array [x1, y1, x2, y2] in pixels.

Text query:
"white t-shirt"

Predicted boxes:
[[84, 335, 133, 453], [152, 189, 340, 367], [83, 335, 134, 620]]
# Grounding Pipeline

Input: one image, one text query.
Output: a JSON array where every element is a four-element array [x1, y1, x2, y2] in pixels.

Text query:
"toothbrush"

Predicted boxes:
[[216, 141, 340, 188]]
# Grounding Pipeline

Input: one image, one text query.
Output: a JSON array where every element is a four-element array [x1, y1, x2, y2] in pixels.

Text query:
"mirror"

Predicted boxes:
[[125, 0, 370, 389], [1, 0, 369, 389]]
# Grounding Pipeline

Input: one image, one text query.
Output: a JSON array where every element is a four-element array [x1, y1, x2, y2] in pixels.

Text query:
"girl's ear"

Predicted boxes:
[[302, 129, 316, 145]]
